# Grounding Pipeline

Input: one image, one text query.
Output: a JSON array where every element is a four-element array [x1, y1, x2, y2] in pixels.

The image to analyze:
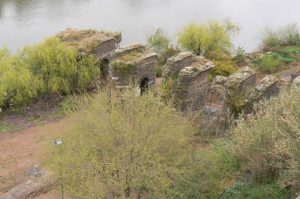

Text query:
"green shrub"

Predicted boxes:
[[233, 46, 246, 64], [176, 139, 240, 199], [147, 29, 180, 77], [231, 86, 300, 194], [47, 90, 196, 198], [261, 23, 300, 50], [147, 28, 170, 55], [19, 37, 98, 95], [177, 20, 239, 57], [210, 55, 237, 78], [160, 74, 178, 100], [157, 46, 180, 67], [0, 48, 40, 106], [256, 54, 282, 73], [221, 182, 290, 199], [156, 65, 162, 77], [0, 37, 99, 108]]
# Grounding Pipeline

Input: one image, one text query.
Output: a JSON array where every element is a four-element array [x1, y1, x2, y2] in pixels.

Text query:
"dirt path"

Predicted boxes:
[[0, 119, 70, 198]]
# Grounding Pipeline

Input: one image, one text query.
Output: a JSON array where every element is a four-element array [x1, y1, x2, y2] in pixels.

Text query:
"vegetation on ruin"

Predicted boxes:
[[2, 22, 300, 199], [56, 28, 121, 54], [0, 37, 98, 108], [114, 50, 144, 63]]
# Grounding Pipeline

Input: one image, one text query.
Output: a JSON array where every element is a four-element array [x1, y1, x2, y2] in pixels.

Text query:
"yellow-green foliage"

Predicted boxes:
[[176, 139, 240, 199], [232, 86, 300, 192], [47, 90, 196, 198], [0, 37, 98, 108], [178, 20, 238, 77], [20, 37, 98, 94], [160, 75, 178, 100], [208, 50, 237, 78], [177, 20, 239, 57], [0, 48, 40, 106]]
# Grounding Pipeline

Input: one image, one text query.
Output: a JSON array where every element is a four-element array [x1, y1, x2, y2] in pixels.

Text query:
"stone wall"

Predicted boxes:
[[110, 44, 157, 95], [95, 36, 121, 60], [175, 59, 214, 111], [162, 52, 195, 78], [135, 53, 157, 85], [247, 75, 279, 103], [225, 67, 256, 111]]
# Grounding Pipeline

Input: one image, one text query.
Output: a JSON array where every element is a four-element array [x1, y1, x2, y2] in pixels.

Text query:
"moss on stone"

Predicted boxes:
[[56, 28, 121, 54], [114, 50, 145, 63]]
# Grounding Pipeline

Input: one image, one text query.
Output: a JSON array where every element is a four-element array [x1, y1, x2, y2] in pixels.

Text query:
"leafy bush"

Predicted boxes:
[[176, 139, 240, 199], [20, 37, 98, 95], [260, 23, 300, 51], [0, 48, 39, 106], [255, 54, 282, 73], [177, 20, 239, 58], [47, 90, 196, 198], [160, 75, 178, 100], [0, 37, 99, 108], [147, 29, 180, 77], [221, 182, 290, 199], [147, 28, 170, 55], [177, 20, 238, 78], [233, 46, 246, 65], [209, 51, 237, 78], [231, 86, 300, 194]]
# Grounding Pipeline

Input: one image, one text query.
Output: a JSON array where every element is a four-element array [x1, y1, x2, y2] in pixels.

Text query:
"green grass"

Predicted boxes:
[[254, 46, 300, 73], [0, 121, 15, 133], [221, 182, 290, 199]]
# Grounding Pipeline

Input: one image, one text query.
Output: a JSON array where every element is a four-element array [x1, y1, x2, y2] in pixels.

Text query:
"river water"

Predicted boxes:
[[0, 0, 300, 52]]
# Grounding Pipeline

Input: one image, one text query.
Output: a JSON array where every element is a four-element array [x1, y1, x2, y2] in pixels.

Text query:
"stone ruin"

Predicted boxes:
[[164, 53, 215, 110], [110, 44, 157, 96], [56, 28, 122, 59], [56, 28, 158, 96], [162, 52, 293, 133]]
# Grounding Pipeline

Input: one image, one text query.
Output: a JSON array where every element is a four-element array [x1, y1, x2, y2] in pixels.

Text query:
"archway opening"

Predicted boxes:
[[140, 78, 150, 95], [100, 58, 110, 79]]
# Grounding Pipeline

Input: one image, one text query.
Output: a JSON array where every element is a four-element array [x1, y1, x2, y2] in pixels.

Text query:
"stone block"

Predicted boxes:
[[247, 75, 279, 103], [225, 66, 256, 110], [175, 58, 214, 111], [162, 52, 195, 78]]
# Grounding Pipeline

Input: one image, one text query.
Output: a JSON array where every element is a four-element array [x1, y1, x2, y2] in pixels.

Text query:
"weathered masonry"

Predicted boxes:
[[110, 44, 157, 95], [162, 52, 291, 133], [57, 28, 158, 96]]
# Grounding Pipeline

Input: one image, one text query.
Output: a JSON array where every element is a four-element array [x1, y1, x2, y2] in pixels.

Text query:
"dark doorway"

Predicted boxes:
[[100, 58, 110, 79], [140, 78, 150, 95]]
